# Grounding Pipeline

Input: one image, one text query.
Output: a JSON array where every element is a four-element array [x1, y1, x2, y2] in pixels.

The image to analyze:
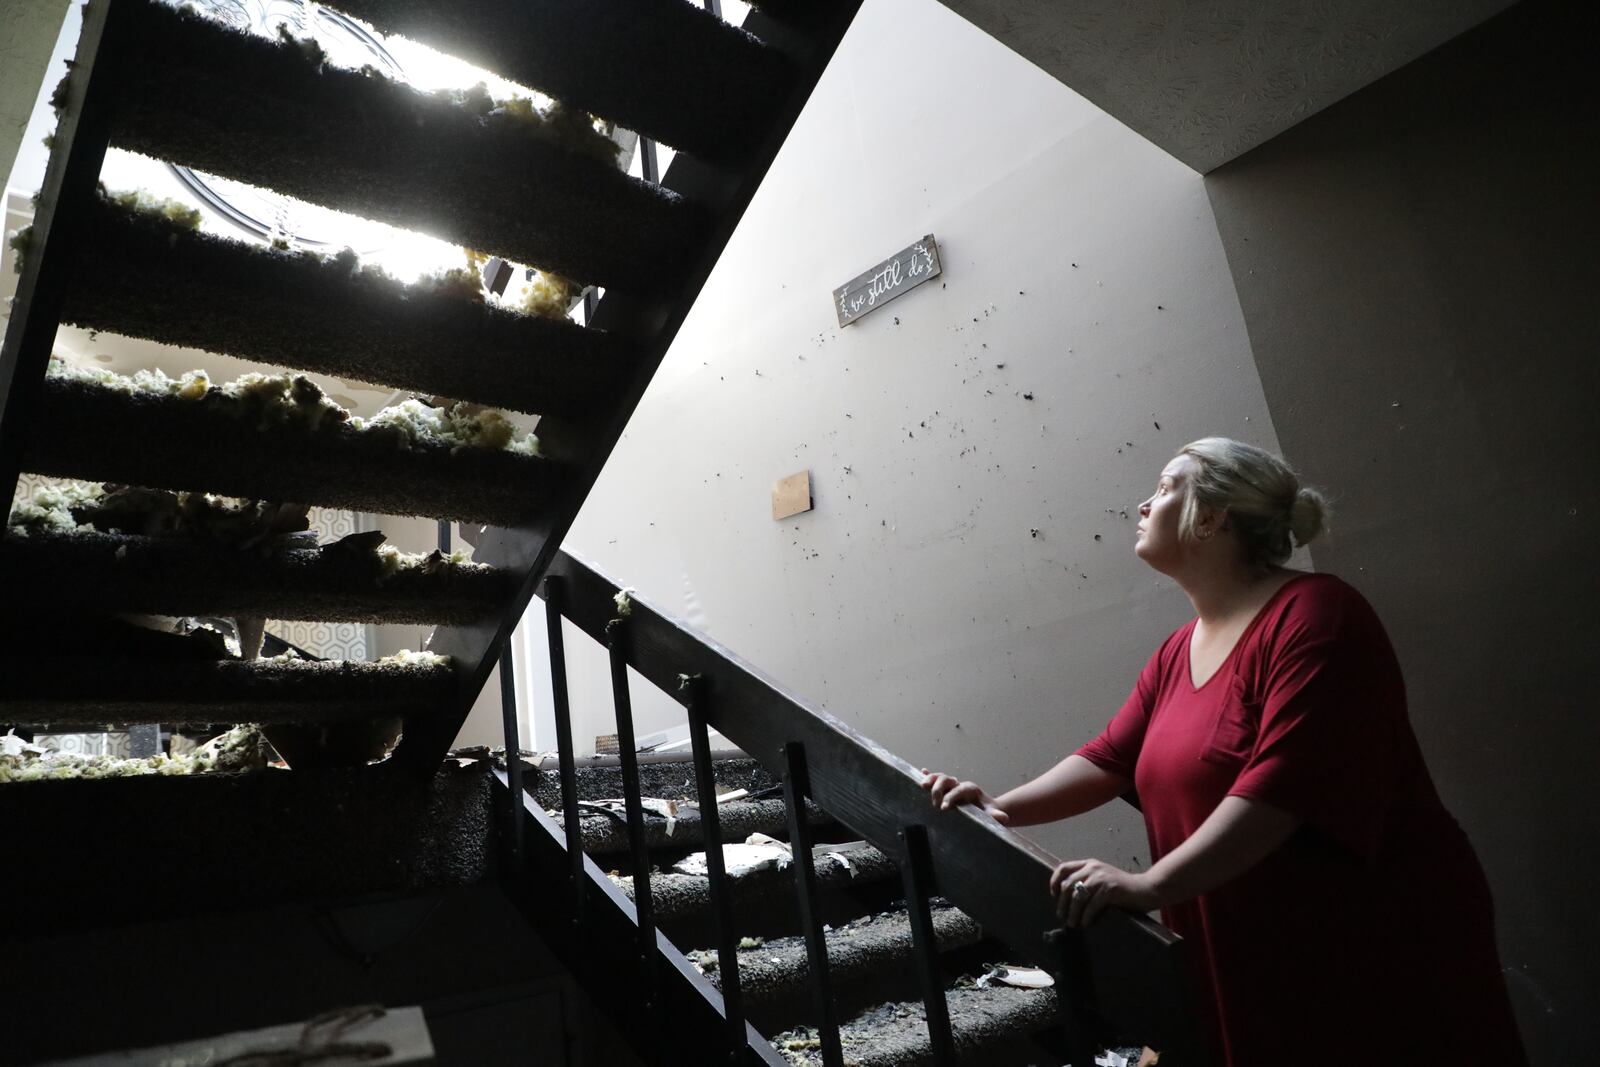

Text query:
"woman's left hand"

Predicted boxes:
[[1048, 858, 1163, 928]]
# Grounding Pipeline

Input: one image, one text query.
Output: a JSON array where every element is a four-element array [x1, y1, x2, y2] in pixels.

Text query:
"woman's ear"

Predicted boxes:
[[1195, 505, 1227, 541]]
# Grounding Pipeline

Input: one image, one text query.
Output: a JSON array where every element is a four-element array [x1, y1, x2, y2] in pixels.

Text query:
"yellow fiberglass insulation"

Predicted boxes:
[[41, 358, 540, 456]]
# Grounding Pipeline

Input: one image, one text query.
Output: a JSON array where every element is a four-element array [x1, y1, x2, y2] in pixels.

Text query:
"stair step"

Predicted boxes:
[[24, 376, 559, 526], [561, 796, 832, 855], [321, 0, 795, 164], [103, 0, 705, 289], [0, 654, 454, 725], [0, 529, 512, 625], [0, 763, 494, 927], [773, 985, 1060, 1067], [692, 903, 983, 1013], [59, 196, 636, 417], [529, 754, 777, 810], [613, 840, 899, 922]]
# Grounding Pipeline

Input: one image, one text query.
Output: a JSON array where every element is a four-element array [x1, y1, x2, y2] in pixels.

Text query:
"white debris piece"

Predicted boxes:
[[1095, 1053, 1131, 1067], [589, 796, 679, 835], [825, 851, 855, 876], [975, 964, 1055, 990], [648, 797, 679, 836], [715, 788, 748, 804], [672, 832, 792, 878], [613, 587, 635, 616]]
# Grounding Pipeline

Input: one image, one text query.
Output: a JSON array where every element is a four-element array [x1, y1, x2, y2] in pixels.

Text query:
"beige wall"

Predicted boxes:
[[0, 0, 68, 193], [535, 0, 1300, 869], [1206, 2, 1599, 1058]]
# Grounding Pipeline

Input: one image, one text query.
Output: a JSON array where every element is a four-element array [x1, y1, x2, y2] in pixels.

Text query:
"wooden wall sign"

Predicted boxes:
[[833, 235, 941, 326], [772, 470, 813, 520]]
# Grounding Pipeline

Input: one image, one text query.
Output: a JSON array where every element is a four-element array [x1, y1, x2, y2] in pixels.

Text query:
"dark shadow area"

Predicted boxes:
[[1205, 1, 1600, 1058]]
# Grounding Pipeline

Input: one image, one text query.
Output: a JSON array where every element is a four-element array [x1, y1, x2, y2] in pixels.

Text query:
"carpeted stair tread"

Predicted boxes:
[[773, 985, 1060, 1067], [0, 762, 494, 924], [0, 529, 512, 624], [102, 0, 705, 289], [529, 755, 776, 810], [557, 796, 832, 855], [612, 840, 900, 921], [320, 0, 795, 165], [0, 654, 454, 725], [60, 198, 636, 417], [24, 377, 560, 526], [692, 903, 983, 1011]]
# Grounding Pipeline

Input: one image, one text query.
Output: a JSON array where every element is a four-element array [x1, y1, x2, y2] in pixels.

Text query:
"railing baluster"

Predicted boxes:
[[640, 136, 660, 184], [781, 741, 845, 1067], [685, 677, 747, 1063], [497, 641, 523, 870], [543, 575, 585, 924], [899, 825, 956, 1067], [1044, 927, 1099, 1067], [608, 620, 662, 1039]]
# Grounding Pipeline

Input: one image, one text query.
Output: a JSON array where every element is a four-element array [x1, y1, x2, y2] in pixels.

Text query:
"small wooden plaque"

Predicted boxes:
[[772, 470, 813, 520]]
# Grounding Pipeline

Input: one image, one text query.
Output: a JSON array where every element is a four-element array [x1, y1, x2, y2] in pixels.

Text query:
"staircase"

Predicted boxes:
[[1, 1, 1200, 1063]]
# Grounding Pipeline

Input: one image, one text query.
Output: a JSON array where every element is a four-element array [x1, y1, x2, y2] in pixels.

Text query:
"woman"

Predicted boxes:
[[920, 438, 1524, 1066]]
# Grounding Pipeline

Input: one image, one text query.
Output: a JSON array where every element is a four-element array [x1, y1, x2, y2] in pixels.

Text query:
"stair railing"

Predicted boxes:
[[495, 549, 1206, 1066]]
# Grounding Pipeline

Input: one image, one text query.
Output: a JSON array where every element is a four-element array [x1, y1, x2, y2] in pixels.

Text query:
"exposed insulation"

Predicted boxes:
[[60, 194, 631, 416], [25, 374, 557, 525], [0, 651, 455, 725], [321, 0, 795, 164], [44, 359, 539, 453], [0, 723, 274, 783], [0, 526, 510, 625], [104, 0, 706, 289]]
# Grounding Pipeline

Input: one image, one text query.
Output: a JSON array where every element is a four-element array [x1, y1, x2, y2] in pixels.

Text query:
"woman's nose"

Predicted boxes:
[[1138, 498, 1152, 515]]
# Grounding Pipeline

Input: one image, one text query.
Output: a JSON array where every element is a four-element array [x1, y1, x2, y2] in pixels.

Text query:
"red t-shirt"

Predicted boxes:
[[1077, 573, 1524, 1066]]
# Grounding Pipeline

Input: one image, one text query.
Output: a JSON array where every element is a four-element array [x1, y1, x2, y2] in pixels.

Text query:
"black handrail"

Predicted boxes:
[[519, 548, 1205, 1064]]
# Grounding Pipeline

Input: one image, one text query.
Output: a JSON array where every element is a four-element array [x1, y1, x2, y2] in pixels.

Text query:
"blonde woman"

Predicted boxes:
[[921, 438, 1524, 1066]]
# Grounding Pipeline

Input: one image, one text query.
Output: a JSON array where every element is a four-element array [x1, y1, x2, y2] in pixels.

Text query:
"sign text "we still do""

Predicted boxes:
[[833, 235, 942, 327]]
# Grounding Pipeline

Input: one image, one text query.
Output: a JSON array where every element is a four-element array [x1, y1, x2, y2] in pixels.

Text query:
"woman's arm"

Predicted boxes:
[[1051, 795, 1301, 925], [921, 754, 1129, 828]]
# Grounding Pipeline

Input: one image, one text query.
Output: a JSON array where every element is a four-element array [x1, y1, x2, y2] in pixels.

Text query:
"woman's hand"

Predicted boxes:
[[1048, 858, 1163, 927], [919, 769, 1011, 825]]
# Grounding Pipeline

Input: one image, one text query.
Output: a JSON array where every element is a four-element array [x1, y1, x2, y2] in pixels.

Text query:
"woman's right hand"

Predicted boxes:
[[919, 769, 1011, 825]]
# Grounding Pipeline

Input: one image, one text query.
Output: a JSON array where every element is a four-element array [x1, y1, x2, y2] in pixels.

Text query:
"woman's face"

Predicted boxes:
[[1135, 455, 1192, 570]]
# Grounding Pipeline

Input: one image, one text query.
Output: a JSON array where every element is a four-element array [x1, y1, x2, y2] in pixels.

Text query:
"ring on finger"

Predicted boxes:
[[1071, 880, 1089, 896]]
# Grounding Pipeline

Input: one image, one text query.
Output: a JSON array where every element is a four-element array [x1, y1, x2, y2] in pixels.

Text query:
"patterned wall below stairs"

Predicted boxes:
[[270, 506, 373, 661], [9, 475, 371, 661]]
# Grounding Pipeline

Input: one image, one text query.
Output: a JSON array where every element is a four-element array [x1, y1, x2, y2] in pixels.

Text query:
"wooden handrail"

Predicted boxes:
[[538, 549, 1204, 1061]]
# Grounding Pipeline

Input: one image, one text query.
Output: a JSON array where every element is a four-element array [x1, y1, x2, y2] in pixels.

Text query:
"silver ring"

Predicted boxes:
[[1071, 880, 1089, 896]]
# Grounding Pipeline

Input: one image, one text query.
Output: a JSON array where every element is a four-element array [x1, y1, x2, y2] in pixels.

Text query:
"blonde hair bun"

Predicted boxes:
[[1177, 437, 1331, 566], [1290, 486, 1329, 547]]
